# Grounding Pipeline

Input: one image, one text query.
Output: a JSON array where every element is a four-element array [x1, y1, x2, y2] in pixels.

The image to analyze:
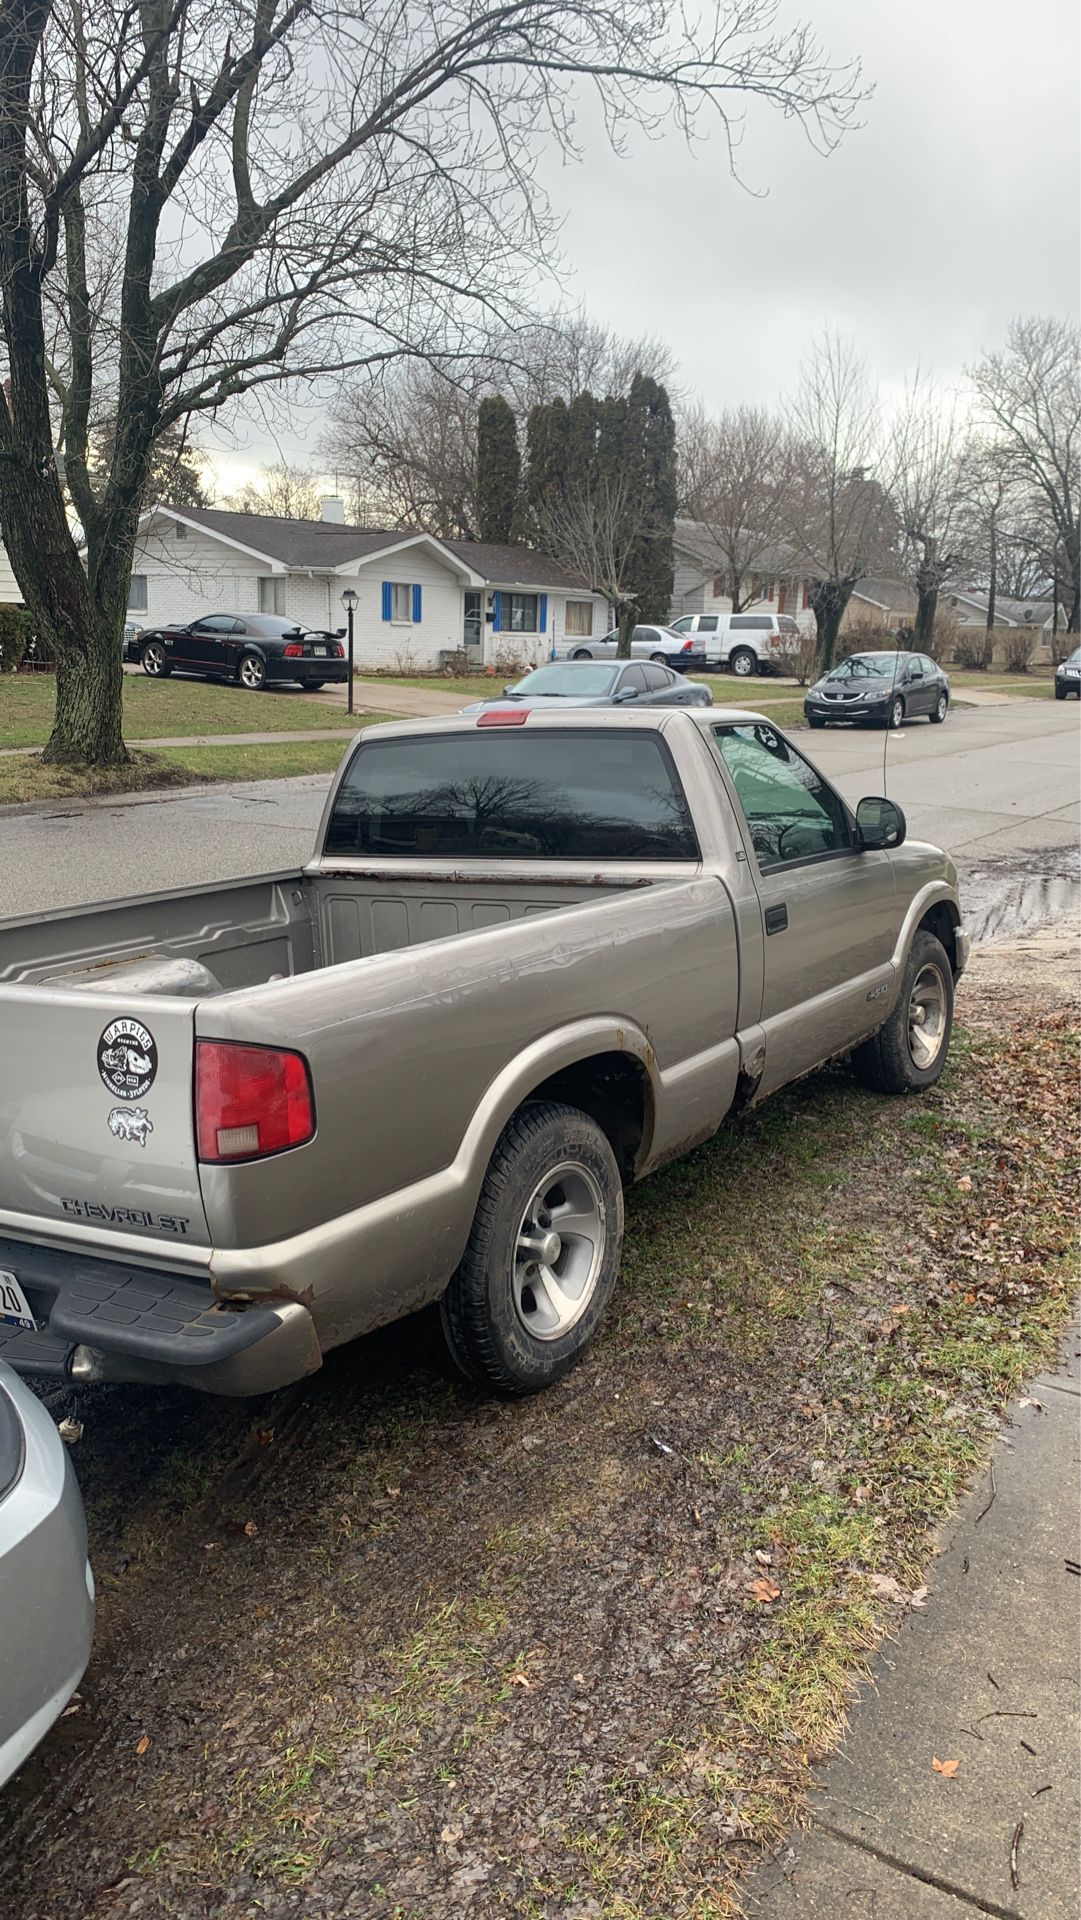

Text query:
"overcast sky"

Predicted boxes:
[[205, 0, 1080, 489]]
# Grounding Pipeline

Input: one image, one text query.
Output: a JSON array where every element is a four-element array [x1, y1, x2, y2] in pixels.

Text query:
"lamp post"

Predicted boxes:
[[340, 587, 358, 716]]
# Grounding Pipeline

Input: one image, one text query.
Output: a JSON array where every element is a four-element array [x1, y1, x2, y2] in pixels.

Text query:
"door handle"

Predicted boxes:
[[764, 903, 788, 935]]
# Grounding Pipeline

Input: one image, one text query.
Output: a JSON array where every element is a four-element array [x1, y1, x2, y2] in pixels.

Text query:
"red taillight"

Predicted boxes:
[[681, 639, 693, 652], [332, 642, 344, 657], [477, 707, 529, 726], [282, 643, 304, 658], [195, 1041, 315, 1163]]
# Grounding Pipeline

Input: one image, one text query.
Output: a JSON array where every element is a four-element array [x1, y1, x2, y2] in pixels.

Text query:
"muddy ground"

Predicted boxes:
[[1, 922, 1077, 1920]]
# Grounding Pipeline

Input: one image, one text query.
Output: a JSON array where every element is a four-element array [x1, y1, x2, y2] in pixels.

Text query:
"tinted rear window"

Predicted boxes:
[[324, 730, 699, 861], [731, 616, 772, 630]]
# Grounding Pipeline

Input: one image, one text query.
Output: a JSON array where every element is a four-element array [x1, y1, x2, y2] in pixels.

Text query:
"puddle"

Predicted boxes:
[[961, 848, 1081, 944]]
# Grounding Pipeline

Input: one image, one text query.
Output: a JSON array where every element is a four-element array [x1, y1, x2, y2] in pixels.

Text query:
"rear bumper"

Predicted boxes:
[[0, 1236, 322, 1396], [0, 1369, 94, 1787], [265, 657, 348, 684]]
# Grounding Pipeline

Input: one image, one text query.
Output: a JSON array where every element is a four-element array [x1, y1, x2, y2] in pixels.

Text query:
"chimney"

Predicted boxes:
[[321, 495, 345, 524]]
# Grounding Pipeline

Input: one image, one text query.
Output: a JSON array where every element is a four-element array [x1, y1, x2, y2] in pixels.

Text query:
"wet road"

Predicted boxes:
[[0, 699, 1077, 919]]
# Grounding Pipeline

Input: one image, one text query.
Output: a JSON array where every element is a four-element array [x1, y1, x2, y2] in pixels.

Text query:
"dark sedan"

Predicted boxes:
[[462, 659, 713, 713], [804, 650, 950, 729], [1054, 645, 1081, 698], [126, 612, 349, 690]]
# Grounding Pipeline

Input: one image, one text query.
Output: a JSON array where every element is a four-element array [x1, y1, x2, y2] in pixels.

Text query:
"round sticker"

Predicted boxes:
[[97, 1018, 158, 1100]]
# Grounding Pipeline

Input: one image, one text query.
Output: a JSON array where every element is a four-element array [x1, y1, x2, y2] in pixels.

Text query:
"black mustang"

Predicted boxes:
[[126, 612, 349, 691]]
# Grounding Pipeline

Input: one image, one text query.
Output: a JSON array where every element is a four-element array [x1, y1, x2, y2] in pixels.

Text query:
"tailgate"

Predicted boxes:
[[0, 986, 209, 1247]]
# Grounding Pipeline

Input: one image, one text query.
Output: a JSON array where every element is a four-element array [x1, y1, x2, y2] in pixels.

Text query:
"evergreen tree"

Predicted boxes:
[[523, 396, 570, 536], [88, 419, 209, 510], [625, 373, 676, 622], [476, 396, 521, 544]]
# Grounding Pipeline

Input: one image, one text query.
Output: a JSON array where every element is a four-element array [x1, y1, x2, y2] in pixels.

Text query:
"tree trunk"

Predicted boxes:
[[730, 571, 744, 614], [914, 579, 939, 652], [1065, 519, 1081, 634], [985, 509, 996, 634], [615, 597, 637, 659], [808, 577, 854, 675]]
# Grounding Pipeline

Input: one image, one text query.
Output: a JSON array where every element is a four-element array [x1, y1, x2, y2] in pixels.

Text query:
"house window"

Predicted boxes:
[[175, 522, 187, 541], [502, 592, 539, 633], [127, 574, 148, 612], [777, 582, 788, 614], [712, 573, 727, 599], [565, 600, 593, 637], [258, 577, 287, 615]]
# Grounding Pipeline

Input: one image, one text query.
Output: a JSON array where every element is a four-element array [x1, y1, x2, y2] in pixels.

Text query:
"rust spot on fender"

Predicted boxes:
[[211, 1275, 316, 1313]]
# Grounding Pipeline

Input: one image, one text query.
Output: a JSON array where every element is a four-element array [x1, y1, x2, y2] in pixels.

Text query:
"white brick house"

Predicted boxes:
[[125, 503, 607, 671]]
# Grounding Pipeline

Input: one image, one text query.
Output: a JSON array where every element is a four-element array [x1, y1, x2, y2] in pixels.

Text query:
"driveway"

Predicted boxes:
[[0, 701, 1077, 919]]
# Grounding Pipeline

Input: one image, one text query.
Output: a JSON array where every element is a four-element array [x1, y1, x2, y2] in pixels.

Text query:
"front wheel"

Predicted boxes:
[[238, 652, 266, 690], [807, 715, 826, 729], [851, 930, 954, 1094], [440, 1100, 624, 1396], [729, 647, 757, 678], [1055, 685, 1067, 700], [887, 694, 905, 729], [141, 640, 170, 678], [930, 691, 949, 724]]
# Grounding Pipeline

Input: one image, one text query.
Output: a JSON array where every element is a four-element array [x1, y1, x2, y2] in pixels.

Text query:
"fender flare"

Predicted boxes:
[[891, 881, 960, 972]]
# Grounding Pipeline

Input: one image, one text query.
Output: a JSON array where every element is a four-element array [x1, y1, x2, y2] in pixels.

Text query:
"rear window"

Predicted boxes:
[[324, 730, 699, 862], [730, 616, 773, 630]]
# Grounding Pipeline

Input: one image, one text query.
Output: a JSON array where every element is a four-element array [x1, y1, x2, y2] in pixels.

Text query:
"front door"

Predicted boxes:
[[709, 720, 898, 1092], [464, 592, 483, 655], [183, 616, 239, 673]]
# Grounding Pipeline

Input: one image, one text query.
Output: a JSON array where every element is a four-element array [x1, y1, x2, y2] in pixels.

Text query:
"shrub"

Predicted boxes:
[[952, 628, 993, 670], [0, 606, 36, 673], [1003, 629, 1037, 673]]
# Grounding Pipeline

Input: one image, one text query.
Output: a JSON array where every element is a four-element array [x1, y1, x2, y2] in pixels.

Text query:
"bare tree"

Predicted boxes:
[[784, 334, 893, 670], [0, 0, 864, 767], [969, 317, 1081, 634], [889, 378, 969, 650], [676, 402, 797, 610], [534, 470, 654, 656], [226, 462, 324, 521]]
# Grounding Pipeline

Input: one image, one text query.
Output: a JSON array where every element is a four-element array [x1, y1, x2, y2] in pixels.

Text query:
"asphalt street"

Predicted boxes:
[[0, 700, 1077, 919]]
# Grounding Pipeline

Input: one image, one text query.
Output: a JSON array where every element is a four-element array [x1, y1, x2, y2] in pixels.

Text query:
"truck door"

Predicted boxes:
[[709, 721, 897, 1092]]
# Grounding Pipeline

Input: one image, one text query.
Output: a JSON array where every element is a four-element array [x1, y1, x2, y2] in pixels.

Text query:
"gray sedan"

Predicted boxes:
[[0, 1360, 94, 1786], [557, 625, 706, 670], [462, 660, 713, 713]]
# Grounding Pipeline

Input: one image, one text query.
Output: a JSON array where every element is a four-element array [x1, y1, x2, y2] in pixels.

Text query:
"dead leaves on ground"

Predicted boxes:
[[932, 1755, 961, 1778]]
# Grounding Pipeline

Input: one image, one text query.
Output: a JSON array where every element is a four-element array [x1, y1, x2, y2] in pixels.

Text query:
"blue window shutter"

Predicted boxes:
[[492, 591, 502, 634], [381, 581, 392, 622], [412, 583, 422, 624], [538, 593, 547, 634]]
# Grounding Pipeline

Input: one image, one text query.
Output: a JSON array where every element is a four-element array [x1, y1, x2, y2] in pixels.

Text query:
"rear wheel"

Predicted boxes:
[[729, 647, 757, 678], [140, 640, 170, 678], [650, 651, 669, 665], [306, 679, 326, 691], [571, 648, 592, 660], [238, 652, 266, 690], [852, 930, 954, 1094], [930, 691, 949, 724], [440, 1100, 624, 1396]]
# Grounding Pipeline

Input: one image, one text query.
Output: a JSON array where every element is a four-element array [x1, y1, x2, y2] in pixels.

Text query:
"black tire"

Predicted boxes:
[[1055, 685, 1067, 699], [238, 651, 266, 690], [886, 693, 905, 729], [306, 680, 326, 691], [852, 930, 954, 1095], [930, 691, 949, 724], [140, 640, 170, 678], [571, 648, 592, 660], [729, 647, 757, 678], [807, 715, 826, 729], [440, 1100, 624, 1397], [650, 651, 669, 665]]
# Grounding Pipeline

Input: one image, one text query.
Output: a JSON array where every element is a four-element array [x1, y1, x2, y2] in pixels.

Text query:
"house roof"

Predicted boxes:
[[149, 505, 593, 592], [851, 578, 918, 616], [946, 590, 1057, 628], [673, 518, 799, 576]]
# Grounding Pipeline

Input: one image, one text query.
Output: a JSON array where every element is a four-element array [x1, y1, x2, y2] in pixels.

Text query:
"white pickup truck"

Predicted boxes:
[[0, 706, 968, 1399]]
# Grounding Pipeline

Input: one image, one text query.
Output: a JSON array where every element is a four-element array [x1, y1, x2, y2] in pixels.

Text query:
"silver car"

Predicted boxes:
[[558, 624, 706, 670], [0, 1360, 94, 1786], [462, 659, 713, 712]]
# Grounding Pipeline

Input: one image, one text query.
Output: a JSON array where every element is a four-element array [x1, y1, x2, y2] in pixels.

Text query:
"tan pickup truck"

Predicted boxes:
[[0, 706, 968, 1398]]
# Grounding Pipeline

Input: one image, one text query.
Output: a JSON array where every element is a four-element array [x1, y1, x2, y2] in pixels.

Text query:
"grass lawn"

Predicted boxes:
[[0, 673, 365, 749], [0, 732, 376, 807], [949, 670, 1055, 699]]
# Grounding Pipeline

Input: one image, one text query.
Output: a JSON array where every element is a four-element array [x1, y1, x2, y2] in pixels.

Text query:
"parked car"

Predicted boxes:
[[559, 625, 705, 670], [0, 1360, 94, 1786], [1054, 646, 1081, 698], [668, 611, 802, 676], [462, 660, 713, 712], [0, 707, 968, 1403], [127, 613, 349, 690], [804, 651, 950, 729]]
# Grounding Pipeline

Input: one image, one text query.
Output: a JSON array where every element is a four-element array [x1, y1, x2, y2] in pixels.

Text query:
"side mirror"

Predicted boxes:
[[856, 796, 906, 850], [613, 685, 638, 703]]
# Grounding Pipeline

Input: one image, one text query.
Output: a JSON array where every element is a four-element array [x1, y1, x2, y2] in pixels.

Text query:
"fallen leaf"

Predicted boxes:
[[1018, 1397, 1045, 1413], [385, 1485, 401, 1501], [748, 1577, 781, 1604], [254, 1427, 275, 1447], [754, 1549, 773, 1566], [956, 1175, 973, 1191], [135, 1734, 151, 1757], [910, 1586, 929, 1608], [868, 1573, 907, 1605], [243, 1519, 258, 1538], [932, 1756, 960, 1778], [60, 1700, 82, 1719], [509, 1671, 534, 1689]]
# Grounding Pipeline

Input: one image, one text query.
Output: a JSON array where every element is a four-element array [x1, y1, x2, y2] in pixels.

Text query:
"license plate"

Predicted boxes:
[[313, 645, 328, 657], [0, 1270, 36, 1331]]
